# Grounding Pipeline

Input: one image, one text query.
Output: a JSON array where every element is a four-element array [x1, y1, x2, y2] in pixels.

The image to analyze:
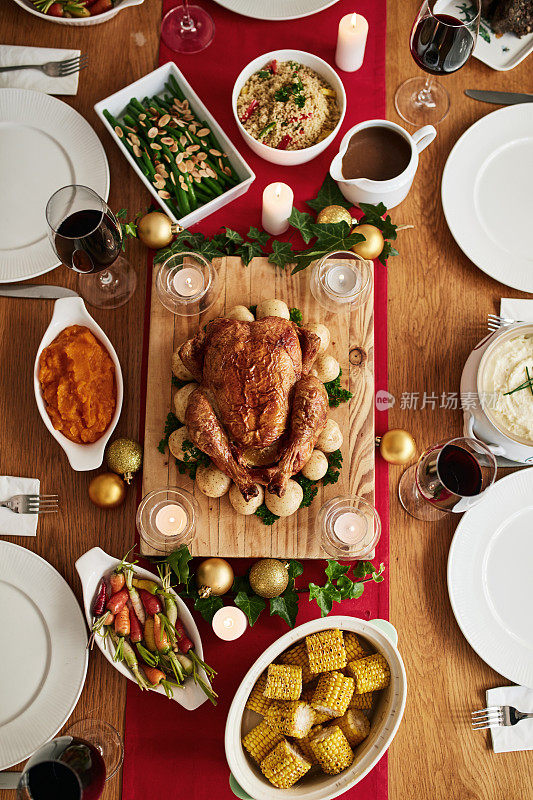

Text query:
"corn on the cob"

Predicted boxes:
[[348, 690, 373, 711], [264, 701, 315, 738], [343, 632, 367, 662], [306, 629, 347, 673], [336, 709, 371, 747], [280, 641, 314, 684], [264, 663, 302, 701], [301, 687, 331, 724], [245, 673, 272, 716], [310, 726, 354, 775], [347, 653, 390, 694], [311, 671, 354, 719], [260, 740, 311, 788], [242, 720, 285, 763], [298, 725, 323, 765]]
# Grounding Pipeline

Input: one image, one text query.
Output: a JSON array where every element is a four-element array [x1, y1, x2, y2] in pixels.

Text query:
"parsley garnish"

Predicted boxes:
[[294, 474, 319, 507], [275, 86, 290, 102], [289, 307, 303, 324], [323, 450, 343, 486], [158, 411, 181, 454], [324, 368, 353, 407], [255, 504, 280, 526]]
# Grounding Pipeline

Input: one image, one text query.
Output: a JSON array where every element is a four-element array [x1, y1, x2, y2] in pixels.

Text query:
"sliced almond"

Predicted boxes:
[[129, 134, 140, 147], [161, 136, 174, 146], [209, 148, 222, 157], [158, 190, 171, 199], [182, 182, 189, 192], [179, 135, 188, 146], [185, 159, 194, 171], [159, 114, 171, 127], [114, 126, 123, 138], [197, 127, 211, 137], [206, 167, 217, 179], [170, 173, 176, 185], [196, 152, 207, 161], [138, 113, 146, 121], [177, 162, 188, 174], [155, 163, 166, 175], [169, 144, 179, 153], [175, 152, 184, 164], [148, 127, 159, 139], [132, 144, 142, 158], [150, 143, 162, 151], [187, 144, 200, 153]]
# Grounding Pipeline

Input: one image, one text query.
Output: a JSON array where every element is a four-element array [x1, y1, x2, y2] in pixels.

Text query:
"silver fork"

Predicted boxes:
[[0, 54, 88, 78], [472, 705, 533, 730], [0, 494, 58, 514], [487, 313, 521, 332]]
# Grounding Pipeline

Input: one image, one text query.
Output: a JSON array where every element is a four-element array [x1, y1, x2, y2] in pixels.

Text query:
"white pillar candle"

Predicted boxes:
[[212, 606, 248, 641], [173, 266, 204, 297], [155, 503, 187, 536], [335, 13, 369, 73], [333, 511, 367, 544], [261, 182, 294, 236]]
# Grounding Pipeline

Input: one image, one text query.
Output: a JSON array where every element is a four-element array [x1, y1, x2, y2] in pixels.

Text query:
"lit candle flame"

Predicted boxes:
[[339, 272, 345, 284], [223, 618, 234, 628], [351, 12, 357, 28]]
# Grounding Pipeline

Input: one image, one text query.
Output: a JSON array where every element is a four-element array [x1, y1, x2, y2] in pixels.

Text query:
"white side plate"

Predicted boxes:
[[211, 0, 341, 21]]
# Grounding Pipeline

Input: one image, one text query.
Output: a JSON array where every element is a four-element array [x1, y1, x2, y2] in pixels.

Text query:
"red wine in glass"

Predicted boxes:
[[18, 737, 106, 800], [411, 13, 475, 75], [436, 443, 483, 496], [55, 209, 122, 275]]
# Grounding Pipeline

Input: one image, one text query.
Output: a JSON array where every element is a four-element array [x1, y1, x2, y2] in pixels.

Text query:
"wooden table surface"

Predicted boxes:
[[1, 2, 532, 798]]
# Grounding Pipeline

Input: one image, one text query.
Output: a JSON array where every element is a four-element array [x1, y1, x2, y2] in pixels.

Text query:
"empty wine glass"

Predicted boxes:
[[398, 436, 497, 521], [46, 185, 137, 310], [161, 0, 215, 54], [395, 0, 481, 125]]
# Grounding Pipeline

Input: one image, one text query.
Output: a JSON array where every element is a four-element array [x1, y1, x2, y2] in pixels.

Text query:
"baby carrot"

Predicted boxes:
[[125, 568, 146, 625], [143, 617, 157, 652], [106, 587, 129, 614], [138, 589, 162, 616], [108, 629, 149, 691], [129, 607, 143, 644], [114, 605, 130, 637], [110, 570, 125, 594], [132, 578, 159, 594]]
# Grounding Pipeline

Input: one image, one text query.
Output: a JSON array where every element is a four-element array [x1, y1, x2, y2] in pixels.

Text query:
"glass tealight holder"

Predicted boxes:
[[136, 487, 199, 554], [310, 250, 373, 313], [155, 251, 221, 317], [318, 494, 381, 560]]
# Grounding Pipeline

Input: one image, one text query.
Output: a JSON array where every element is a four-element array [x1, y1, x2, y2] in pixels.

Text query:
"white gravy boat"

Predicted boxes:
[[330, 119, 436, 210]]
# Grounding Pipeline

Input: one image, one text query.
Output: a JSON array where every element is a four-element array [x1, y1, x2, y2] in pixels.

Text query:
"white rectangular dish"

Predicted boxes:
[[94, 62, 255, 228]]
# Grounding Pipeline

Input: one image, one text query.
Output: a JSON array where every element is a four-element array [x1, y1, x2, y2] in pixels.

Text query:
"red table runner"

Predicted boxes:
[[123, 1, 389, 797]]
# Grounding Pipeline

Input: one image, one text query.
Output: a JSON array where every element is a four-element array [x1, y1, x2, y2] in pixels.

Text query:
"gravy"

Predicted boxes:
[[342, 126, 412, 181]]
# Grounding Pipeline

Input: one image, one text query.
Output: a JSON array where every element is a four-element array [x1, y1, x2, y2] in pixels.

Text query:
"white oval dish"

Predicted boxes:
[[33, 296, 123, 471], [10, 0, 143, 26], [75, 547, 210, 711], [225, 615, 406, 800], [232, 50, 346, 167]]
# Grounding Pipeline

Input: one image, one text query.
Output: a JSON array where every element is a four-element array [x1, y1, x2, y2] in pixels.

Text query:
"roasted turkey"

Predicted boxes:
[[180, 316, 328, 500]]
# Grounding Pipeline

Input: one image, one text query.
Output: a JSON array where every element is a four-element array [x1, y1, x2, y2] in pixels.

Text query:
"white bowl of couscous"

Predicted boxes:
[[232, 50, 346, 166], [225, 616, 407, 800]]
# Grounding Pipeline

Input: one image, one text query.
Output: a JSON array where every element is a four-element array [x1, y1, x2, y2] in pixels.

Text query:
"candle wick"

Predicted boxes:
[[339, 273, 345, 284]]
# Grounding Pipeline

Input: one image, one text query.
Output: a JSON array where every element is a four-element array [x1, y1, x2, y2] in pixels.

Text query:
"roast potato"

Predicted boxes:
[[316, 419, 343, 453], [256, 299, 290, 320], [301, 450, 329, 481], [314, 354, 340, 383], [168, 427, 195, 461], [301, 322, 330, 353], [226, 305, 255, 322], [196, 464, 231, 498], [265, 479, 303, 517], [229, 483, 264, 515], [173, 382, 199, 423]]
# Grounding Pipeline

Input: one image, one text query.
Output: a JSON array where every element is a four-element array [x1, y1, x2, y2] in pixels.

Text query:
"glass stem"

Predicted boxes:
[[415, 74, 436, 108], [181, 0, 197, 32], [98, 269, 114, 288]]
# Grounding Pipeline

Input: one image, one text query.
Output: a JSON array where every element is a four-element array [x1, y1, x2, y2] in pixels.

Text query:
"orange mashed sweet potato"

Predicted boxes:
[[38, 324, 116, 445]]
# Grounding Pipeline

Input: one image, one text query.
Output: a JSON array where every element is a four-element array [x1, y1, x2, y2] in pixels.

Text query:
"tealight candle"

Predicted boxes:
[[212, 606, 248, 641], [173, 266, 205, 297], [325, 264, 359, 295], [333, 511, 367, 544], [155, 503, 187, 536], [261, 182, 294, 236], [335, 13, 369, 73]]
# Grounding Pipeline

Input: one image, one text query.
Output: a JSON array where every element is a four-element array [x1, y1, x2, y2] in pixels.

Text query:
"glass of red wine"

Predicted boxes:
[[160, 0, 215, 54], [395, 0, 481, 126], [15, 720, 122, 800], [398, 436, 497, 521], [46, 185, 137, 310]]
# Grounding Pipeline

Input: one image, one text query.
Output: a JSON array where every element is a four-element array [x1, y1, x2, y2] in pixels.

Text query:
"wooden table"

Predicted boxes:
[[1, 2, 531, 798]]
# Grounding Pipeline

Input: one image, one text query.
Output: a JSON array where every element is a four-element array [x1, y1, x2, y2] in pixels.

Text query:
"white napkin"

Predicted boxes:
[[500, 298, 533, 323], [0, 45, 81, 96], [486, 686, 533, 753], [0, 476, 40, 537]]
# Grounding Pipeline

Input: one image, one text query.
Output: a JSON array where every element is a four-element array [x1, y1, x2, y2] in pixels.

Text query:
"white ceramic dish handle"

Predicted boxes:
[[464, 411, 507, 457], [411, 125, 436, 154]]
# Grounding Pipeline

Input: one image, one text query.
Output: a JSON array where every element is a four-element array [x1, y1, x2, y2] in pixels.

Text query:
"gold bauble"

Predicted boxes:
[[88, 473, 127, 509], [376, 429, 416, 465], [249, 558, 289, 599], [351, 224, 385, 260], [106, 437, 143, 484], [316, 205, 353, 226], [196, 558, 234, 598], [137, 211, 181, 249]]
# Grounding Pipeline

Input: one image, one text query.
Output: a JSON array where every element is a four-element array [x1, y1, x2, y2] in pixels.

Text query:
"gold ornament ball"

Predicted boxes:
[[352, 224, 385, 260], [376, 429, 416, 465], [196, 558, 234, 598], [88, 473, 127, 509], [106, 437, 143, 484], [137, 211, 179, 249], [316, 205, 353, 226], [249, 558, 289, 599]]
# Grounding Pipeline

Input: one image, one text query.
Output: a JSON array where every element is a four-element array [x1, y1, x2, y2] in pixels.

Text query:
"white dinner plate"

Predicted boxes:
[[0, 89, 109, 283], [441, 104, 533, 294], [0, 541, 88, 770], [448, 469, 533, 688], [211, 0, 340, 21]]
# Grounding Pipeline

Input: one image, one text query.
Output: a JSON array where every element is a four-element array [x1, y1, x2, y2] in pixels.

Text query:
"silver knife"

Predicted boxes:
[[465, 89, 533, 105], [0, 284, 78, 299]]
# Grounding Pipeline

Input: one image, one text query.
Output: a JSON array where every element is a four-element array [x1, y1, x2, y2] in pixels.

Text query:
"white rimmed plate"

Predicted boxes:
[[441, 104, 533, 294], [211, 0, 340, 20], [0, 89, 109, 283], [0, 541, 88, 770], [448, 468, 533, 688]]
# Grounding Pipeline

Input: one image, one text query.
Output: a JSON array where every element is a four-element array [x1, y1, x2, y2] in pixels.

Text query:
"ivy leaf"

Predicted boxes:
[[336, 575, 365, 599], [378, 240, 399, 266], [286, 559, 303, 590], [224, 227, 244, 246], [308, 582, 342, 617], [193, 595, 224, 623], [325, 560, 349, 582], [268, 240, 296, 270], [234, 591, 266, 626], [165, 545, 192, 586], [288, 207, 315, 244], [237, 240, 265, 266], [310, 221, 365, 253], [358, 202, 398, 241], [270, 589, 299, 628], [306, 173, 353, 212], [232, 574, 252, 595], [247, 226, 270, 247]]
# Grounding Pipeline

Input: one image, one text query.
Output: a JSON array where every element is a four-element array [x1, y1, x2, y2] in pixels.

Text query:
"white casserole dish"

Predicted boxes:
[[225, 615, 406, 800]]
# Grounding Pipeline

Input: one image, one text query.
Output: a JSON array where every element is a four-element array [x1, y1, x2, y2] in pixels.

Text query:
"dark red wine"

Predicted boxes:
[[55, 209, 121, 274], [23, 738, 106, 800], [437, 444, 482, 496], [411, 13, 475, 75]]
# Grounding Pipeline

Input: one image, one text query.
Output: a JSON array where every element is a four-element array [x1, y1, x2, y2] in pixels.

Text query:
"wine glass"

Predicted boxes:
[[46, 185, 137, 310], [160, 0, 215, 54], [395, 0, 481, 126], [398, 436, 497, 521]]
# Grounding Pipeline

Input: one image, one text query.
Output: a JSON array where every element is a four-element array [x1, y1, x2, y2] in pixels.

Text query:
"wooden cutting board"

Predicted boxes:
[[141, 256, 374, 558]]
